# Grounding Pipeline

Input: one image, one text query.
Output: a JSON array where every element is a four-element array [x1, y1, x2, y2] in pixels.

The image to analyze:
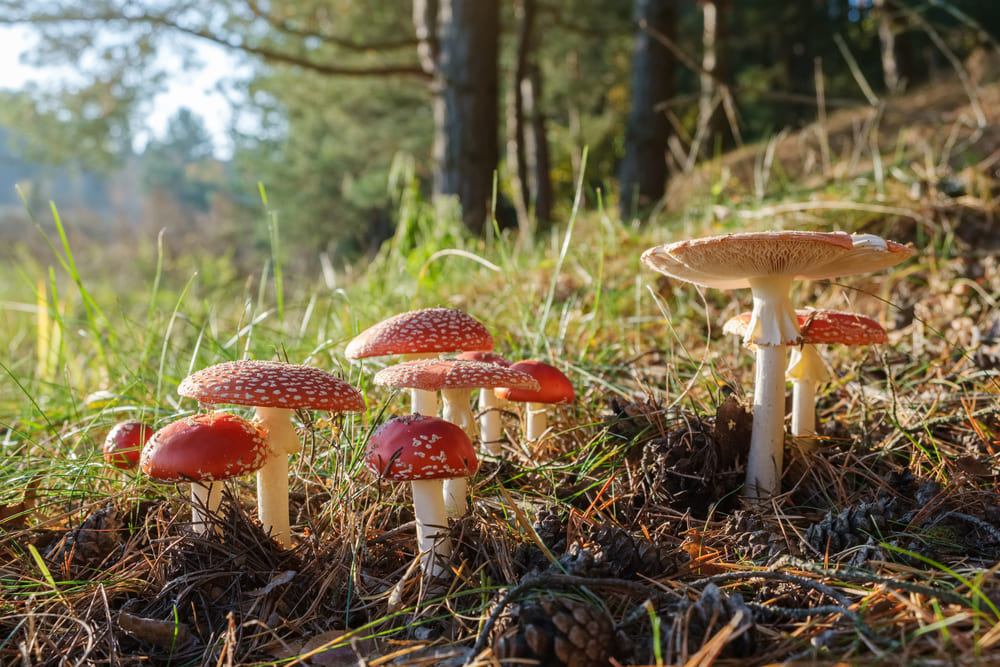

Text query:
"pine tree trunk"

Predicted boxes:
[[431, 0, 500, 233], [874, 0, 899, 92], [620, 0, 675, 218]]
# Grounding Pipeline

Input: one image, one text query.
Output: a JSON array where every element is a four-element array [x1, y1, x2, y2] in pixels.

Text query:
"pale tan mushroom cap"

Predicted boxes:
[[373, 358, 540, 392], [345, 307, 493, 359], [641, 231, 914, 289], [178, 360, 365, 412]]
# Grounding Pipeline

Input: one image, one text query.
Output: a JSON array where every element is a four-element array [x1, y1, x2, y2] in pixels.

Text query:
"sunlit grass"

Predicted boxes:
[[2, 121, 999, 663]]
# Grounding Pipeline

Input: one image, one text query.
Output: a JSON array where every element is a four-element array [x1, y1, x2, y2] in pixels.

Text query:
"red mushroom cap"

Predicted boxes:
[[104, 420, 154, 470], [373, 358, 540, 392], [141, 413, 269, 483], [494, 360, 575, 404], [454, 350, 511, 367], [365, 414, 478, 481], [798, 310, 888, 345], [345, 308, 493, 359], [178, 360, 364, 412], [724, 309, 887, 346]]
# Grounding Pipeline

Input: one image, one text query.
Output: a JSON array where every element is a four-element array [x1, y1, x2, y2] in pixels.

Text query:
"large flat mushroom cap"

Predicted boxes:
[[141, 413, 269, 482], [178, 360, 365, 412], [345, 308, 493, 359], [641, 231, 914, 289], [365, 414, 478, 480], [373, 358, 540, 391]]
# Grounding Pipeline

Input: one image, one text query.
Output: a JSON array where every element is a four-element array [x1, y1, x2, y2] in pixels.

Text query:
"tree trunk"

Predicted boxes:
[[416, 0, 500, 233], [524, 63, 552, 226], [873, 0, 899, 93], [507, 0, 552, 240], [620, 0, 675, 219], [508, 0, 534, 237]]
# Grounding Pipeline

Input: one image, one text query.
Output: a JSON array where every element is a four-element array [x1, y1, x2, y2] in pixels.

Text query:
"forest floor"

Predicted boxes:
[[2, 72, 1000, 666]]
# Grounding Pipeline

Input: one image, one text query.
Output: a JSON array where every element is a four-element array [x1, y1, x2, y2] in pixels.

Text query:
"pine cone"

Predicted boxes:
[[722, 510, 793, 563], [45, 504, 125, 570], [494, 594, 628, 667], [637, 411, 742, 517], [804, 497, 901, 554], [687, 583, 755, 657], [555, 524, 679, 579], [514, 510, 568, 573], [625, 583, 755, 663]]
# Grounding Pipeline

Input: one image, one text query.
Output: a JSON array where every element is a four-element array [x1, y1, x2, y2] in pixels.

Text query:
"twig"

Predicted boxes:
[[778, 556, 975, 608]]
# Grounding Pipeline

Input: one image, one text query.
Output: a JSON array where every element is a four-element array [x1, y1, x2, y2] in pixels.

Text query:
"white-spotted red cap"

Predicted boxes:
[[455, 350, 511, 367], [641, 231, 914, 290], [494, 360, 575, 404], [104, 420, 154, 470], [178, 360, 364, 412], [724, 309, 887, 346], [141, 413, 269, 482], [345, 308, 493, 359], [365, 414, 478, 481], [373, 358, 540, 392]]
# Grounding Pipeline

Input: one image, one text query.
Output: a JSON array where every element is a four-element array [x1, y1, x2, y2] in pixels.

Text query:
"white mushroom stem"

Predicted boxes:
[[441, 388, 477, 437], [253, 406, 302, 547], [190, 481, 223, 534], [479, 389, 505, 456], [406, 352, 439, 416], [787, 345, 832, 436], [525, 402, 550, 443], [440, 387, 476, 517], [746, 275, 800, 346], [743, 275, 800, 502], [411, 389, 438, 417], [745, 344, 789, 501], [410, 478, 452, 578]]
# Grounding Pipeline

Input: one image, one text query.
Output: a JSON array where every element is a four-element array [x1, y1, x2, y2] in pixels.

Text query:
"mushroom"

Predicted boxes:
[[724, 309, 887, 435], [642, 231, 914, 500], [373, 358, 539, 515], [345, 307, 494, 416], [455, 351, 514, 455], [364, 414, 478, 578], [493, 360, 575, 445], [177, 360, 365, 546], [141, 412, 269, 533], [103, 420, 154, 470]]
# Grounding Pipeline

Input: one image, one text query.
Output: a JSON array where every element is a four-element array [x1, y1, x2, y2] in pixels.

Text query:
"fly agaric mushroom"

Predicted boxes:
[[345, 308, 493, 416], [141, 412, 269, 533], [494, 360, 575, 445], [365, 414, 478, 578], [178, 360, 364, 546], [104, 420, 154, 470], [724, 309, 887, 435], [373, 358, 539, 516], [642, 231, 913, 501], [455, 351, 514, 455]]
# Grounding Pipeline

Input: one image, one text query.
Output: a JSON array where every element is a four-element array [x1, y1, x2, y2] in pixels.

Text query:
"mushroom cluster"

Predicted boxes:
[[111, 229, 910, 598], [642, 230, 914, 500]]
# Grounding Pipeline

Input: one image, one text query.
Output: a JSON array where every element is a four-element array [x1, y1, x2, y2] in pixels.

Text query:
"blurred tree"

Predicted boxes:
[[620, 0, 676, 218], [0, 0, 505, 237], [141, 107, 217, 212], [414, 0, 500, 233]]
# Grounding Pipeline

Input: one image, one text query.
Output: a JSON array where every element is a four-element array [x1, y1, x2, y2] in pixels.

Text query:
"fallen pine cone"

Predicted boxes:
[[493, 593, 630, 667]]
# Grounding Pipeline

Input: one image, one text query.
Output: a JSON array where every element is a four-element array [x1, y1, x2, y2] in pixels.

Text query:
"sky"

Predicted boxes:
[[0, 24, 246, 159]]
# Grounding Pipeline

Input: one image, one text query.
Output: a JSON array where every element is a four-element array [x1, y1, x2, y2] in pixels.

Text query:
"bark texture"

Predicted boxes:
[[620, 0, 675, 218]]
